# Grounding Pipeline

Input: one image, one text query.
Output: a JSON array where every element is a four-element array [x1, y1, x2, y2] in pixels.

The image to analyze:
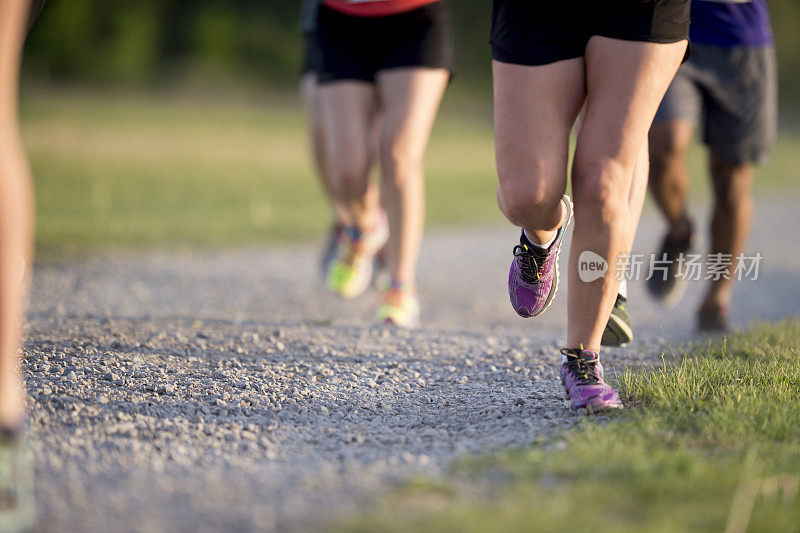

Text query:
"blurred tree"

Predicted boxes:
[[20, 0, 800, 111]]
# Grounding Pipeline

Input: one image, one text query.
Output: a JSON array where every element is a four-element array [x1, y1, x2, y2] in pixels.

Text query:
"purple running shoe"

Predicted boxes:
[[560, 348, 622, 413], [508, 195, 573, 318]]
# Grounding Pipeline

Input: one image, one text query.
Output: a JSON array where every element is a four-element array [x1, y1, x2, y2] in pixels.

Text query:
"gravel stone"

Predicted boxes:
[[23, 204, 798, 532]]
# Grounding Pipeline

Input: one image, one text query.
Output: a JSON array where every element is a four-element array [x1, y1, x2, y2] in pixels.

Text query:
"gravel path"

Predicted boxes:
[[24, 199, 799, 532]]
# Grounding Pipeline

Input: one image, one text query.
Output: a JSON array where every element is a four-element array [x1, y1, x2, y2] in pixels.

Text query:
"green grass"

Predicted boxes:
[[339, 320, 800, 533], [20, 87, 800, 256]]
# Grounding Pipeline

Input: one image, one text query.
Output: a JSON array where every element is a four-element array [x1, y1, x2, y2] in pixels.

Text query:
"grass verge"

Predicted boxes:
[[338, 320, 800, 533], [21, 87, 800, 257]]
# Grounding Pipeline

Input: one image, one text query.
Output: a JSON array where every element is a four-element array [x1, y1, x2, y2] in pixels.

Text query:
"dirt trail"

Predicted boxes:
[[25, 200, 799, 532]]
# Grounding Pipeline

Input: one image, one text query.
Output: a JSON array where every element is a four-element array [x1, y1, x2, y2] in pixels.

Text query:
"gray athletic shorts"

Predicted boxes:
[[654, 44, 777, 165]]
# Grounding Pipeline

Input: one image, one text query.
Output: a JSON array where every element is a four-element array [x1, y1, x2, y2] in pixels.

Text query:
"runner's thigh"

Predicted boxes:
[[493, 58, 586, 194], [578, 37, 687, 178]]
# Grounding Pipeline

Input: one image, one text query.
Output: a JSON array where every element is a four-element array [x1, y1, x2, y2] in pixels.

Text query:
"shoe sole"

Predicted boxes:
[[601, 312, 634, 347], [565, 395, 623, 414], [530, 195, 574, 318]]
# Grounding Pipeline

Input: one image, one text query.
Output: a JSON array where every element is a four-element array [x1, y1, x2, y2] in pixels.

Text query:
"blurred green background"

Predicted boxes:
[[20, 1, 800, 257]]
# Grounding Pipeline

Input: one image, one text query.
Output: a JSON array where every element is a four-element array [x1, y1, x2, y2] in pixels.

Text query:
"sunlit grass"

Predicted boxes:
[[20, 87, 800, 256]]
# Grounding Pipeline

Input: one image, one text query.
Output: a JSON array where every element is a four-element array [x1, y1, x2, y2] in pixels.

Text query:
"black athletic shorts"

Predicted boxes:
[[315, 1, 453, 84], [491, 0, 690, 67]]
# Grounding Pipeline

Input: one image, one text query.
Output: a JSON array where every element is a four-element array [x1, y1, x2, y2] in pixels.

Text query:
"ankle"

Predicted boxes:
[[562, 346, 600, 361], [386, 278, 415, 293], [522, 229, 557, 250]]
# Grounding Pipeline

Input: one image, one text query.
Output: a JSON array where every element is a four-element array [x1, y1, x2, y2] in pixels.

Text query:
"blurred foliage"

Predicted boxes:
[[22, 1, 800, 108]]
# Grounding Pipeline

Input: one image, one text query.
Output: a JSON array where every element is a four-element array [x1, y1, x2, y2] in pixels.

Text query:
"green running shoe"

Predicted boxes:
[[602, 294, 633, 347], [326, 211, 389, 299]]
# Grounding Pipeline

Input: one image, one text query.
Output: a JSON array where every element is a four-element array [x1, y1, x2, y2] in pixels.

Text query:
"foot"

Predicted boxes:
[[320, 222, 346, 278], [647, 217, 694, 306], [560, 348, 622, 413], [697, 303, 730, 333], [0, 428, 34, 532], [375, 285, 420, 328], [326, 211, 389, 298], [508, 195, 573, 318], [601, 294, 633, 347]]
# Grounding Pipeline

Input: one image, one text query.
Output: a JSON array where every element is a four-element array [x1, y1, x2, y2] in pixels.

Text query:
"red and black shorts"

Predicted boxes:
[[491, 0, 690, 67]]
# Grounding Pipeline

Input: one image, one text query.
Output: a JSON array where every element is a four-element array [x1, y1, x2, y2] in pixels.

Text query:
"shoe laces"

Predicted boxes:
[[561, 348, 602, 385], [513, 243, 549, 284]]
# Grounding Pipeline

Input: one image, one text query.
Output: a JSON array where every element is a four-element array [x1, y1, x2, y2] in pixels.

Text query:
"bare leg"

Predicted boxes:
[[629, 140, 649, 233], [568, 37, 687, 351], [575, 113, 649, 255], [493, 59, 586, 244], [702, 154, 754, 311], [302, 74, 382, 227], [376, 68, 449, 286], [648, 120, 695, 235], [0, 0, 33, 430], [318, 81, 378, 232]]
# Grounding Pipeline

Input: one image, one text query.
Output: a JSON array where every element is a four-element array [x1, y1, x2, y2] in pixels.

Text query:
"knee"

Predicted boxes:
[[496, 167, 563, 228], [379, 141, 423, 190], [572, 155, 631, 228]]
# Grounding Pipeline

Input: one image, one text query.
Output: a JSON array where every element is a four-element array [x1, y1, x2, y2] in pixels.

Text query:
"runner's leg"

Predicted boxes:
[[494, 59, 586, 244], [302, 73, 349, 226], [376, 67, 449, 287], [703, 155, 754, 311], [568, 36, 687, 351], [303, 73, 382, 228], [649, 120, 695, 234], [0, 0, 33, 433], [318, 81, 378, 232]]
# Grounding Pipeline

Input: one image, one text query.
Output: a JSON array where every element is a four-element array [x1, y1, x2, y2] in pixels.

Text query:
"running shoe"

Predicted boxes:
[[508, 195, 573, 318], [560, 348, 622, 413], [647, 217, 694, 306], [326, 211, 389, 298], [0, 429, 34, 532], [320, 223, 346, 278], [697, 303, 730, 334], [601, 294, 633, 347], [375, 285, 420, 328]]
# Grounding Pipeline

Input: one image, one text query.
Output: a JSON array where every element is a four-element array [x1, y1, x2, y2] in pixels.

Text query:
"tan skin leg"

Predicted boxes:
[[302, 74, 380, 227], [318, 81, 379, 232], [319, 69, 448, 288], [375, 68, 448, 287], [629, 140, 649, 231], [575, 113, 649, 257], [493, 58, 586, 245], [703, 155, 754, 311], [567, 37, 687, 351], [0, 0, 33, 429], [648, 120, 695, 233], [567, 36, 686, 351]]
